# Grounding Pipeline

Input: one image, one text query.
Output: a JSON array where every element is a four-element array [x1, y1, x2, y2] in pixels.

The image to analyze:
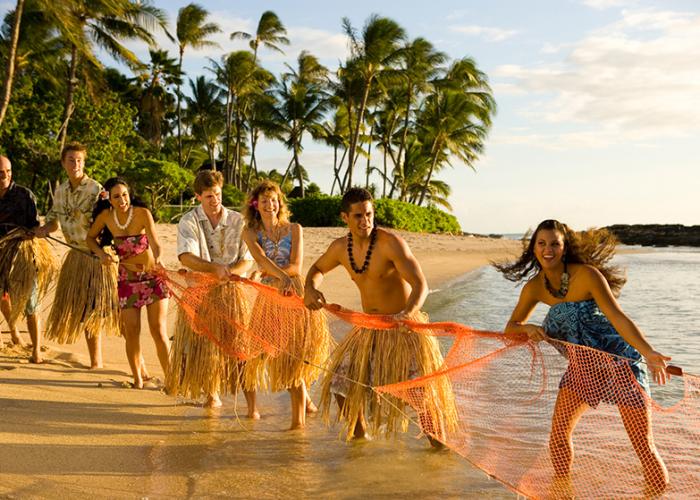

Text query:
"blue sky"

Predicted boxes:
[[6, 0, 698, 233]]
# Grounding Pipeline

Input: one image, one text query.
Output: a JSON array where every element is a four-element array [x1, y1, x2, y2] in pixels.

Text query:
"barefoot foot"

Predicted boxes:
[[205, 395, 223, 408]]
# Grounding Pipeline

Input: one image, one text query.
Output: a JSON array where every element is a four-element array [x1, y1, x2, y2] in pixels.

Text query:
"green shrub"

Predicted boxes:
[[222, 184, 245, 209], [289, 196, 343, 227], [289, 196, 461, 233]]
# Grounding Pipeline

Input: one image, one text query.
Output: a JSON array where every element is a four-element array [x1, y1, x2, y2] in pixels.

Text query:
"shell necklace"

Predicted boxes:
[[544, 263, 569, 299], [112, 206, 133, 231]]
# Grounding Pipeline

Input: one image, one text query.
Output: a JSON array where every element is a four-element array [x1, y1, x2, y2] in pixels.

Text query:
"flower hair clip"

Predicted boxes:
[[249, 199, 258, 209], [99, 190, 109, 200]]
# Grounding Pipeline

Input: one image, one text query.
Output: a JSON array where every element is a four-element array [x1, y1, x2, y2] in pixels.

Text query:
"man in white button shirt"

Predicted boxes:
[[167, 170, 258, 413]]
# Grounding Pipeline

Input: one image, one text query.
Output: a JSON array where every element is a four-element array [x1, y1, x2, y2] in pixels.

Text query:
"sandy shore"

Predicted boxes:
[[0, 225, 519, 499]]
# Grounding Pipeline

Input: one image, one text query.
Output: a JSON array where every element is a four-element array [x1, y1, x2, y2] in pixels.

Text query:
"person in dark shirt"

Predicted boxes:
[[0, 155, 42, 360]]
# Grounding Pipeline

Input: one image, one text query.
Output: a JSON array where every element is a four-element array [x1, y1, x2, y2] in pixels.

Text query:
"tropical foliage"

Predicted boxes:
[[0, 3, 495, 232]]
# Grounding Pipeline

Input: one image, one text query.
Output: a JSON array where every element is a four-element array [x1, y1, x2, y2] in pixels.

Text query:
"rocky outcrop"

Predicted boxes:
[[605, 224, 700, 247]]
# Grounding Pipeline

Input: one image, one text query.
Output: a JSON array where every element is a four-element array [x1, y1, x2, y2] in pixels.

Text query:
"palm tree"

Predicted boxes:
[[271, 51, 329, 197], [135, 49, 181, 148], [55, 0, 170, 151], [414, 89, 488, 206], [0, 0, 74, 127], [208, 51, 273, 186], [0, 0, 25, 127], [341, 15, 405, 189], [184, 75, 223, 170], [391, 38, 446, 194], [175, 3, 220, 168], [231, 11, 289, 184], [230, 10, 289, 64]]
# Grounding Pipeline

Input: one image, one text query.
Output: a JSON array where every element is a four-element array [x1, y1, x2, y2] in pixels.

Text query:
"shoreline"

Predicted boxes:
[[0, 225, 520, 498]]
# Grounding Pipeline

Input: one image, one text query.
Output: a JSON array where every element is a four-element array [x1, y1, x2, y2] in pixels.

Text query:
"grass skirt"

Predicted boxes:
[[166, 280, 251, 399], [45, 248, 120, 343], [0, 231, 58, 322], [243, 275, 331, 392], [319, 312, 457, 440]]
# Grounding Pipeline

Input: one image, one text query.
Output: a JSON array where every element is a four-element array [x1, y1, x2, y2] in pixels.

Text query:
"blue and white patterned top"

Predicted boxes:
[[257, 229, 293, 268], [543, 299, 649, 395]]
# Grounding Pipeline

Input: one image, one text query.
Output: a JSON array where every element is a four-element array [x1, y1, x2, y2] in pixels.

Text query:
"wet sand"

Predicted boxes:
[[0, 225, 519, 499]]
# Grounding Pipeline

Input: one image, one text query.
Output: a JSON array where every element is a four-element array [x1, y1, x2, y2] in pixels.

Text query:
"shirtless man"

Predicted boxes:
[[304, 188, 450, 446], [0, 155, 41, 360]]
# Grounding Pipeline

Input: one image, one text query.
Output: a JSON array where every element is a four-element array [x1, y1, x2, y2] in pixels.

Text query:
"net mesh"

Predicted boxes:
[[162, 269, 699, 498]]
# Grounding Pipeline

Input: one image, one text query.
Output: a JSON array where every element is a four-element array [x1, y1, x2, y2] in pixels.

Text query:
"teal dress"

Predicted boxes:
[[543, 299, 649, 408]]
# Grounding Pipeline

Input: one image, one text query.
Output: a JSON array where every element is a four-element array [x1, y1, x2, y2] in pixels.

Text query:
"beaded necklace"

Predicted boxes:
[[347, 228, 377, 274]]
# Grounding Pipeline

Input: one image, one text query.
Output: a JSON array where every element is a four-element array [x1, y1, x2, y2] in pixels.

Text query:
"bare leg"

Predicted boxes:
[[243, 390, 260, 419], [549, 388, 589, 478], [140, 356, 151, 380], [146, 299, 170, 375], [335, 394, 367, 439], [205, 392, 222, 408], [26, 314, 41, 363], [85, 331, 103, 369], [289, 384, 306, 429], [618, 404, 669, 495], [121, 308, 143, 388], [303, 382, 318, 413], [0, 295, 22, 346]]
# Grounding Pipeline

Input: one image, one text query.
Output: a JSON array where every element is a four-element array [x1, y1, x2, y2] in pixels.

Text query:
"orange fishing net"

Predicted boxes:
[[159, 269, 699, 498]]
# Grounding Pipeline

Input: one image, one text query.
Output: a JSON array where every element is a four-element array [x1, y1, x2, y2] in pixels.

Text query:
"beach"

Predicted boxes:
[[0, 225, 519, 499]]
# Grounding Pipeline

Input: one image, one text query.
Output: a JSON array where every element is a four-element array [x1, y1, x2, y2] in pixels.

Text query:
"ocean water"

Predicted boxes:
[[145, 247, 699, 498], [425, 246, 700, 379]]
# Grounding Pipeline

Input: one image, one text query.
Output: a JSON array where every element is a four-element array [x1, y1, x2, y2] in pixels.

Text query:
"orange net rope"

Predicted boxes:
[[159, 269, 699, 498]]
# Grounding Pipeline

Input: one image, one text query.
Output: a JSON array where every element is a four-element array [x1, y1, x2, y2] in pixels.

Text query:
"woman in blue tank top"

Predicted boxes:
[[242, 180, 330, 430], [495, 219, 672, 496]]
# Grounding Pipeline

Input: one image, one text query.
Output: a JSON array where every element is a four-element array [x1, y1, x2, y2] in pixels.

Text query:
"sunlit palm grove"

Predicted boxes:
[[0, 1, 495, 214]]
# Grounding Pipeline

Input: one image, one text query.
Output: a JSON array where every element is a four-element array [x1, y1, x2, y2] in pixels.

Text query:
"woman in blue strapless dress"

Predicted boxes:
[[495, 219, 672, 495]]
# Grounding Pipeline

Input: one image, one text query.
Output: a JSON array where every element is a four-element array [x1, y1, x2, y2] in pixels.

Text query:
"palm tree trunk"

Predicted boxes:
[[394, 86, 413, 189], [347, 83, 371, 188], [222, 88, 232, 180], [280, 156, 295, 187], [0, 0, 25, 128], [176, 49, 184, 169], [294, 145, 304, 198], [58, 44, 78, 152], [365, 122, 374, 189], [418, 149, 440, 206]]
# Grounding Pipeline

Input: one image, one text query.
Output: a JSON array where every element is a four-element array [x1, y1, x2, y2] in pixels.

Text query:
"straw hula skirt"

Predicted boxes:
[[319, 311, 457, 440], [243, 275, 331, 392], [0, 230, 58, 323], [44, 248, 120, 343], [166, 280, 252, 400]]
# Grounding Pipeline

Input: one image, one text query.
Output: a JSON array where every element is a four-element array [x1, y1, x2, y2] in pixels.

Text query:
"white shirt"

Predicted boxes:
[[177, 205, 252, 267]]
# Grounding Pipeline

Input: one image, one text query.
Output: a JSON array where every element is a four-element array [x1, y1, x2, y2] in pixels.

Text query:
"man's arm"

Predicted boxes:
[[385, 232, 428, 315], [303, 238, 344, 309]]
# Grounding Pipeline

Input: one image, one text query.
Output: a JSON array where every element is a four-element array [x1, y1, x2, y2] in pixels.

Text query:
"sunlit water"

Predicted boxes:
[[152, 247, 699, 498]]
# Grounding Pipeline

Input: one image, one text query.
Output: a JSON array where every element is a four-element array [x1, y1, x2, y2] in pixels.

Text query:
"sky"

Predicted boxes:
[[5, 0, 699, 233]]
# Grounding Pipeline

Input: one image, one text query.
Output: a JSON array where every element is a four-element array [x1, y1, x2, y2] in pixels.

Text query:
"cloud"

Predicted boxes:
[[494, 8, 700, 145], [260, 27, 348, 64], [582, 0, 636, 10], [450, 25, 518, 42]]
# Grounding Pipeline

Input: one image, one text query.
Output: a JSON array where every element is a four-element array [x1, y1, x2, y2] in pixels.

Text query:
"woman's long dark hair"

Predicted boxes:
[[92, 177, 147, 247], [493, 219, 626, 296]]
